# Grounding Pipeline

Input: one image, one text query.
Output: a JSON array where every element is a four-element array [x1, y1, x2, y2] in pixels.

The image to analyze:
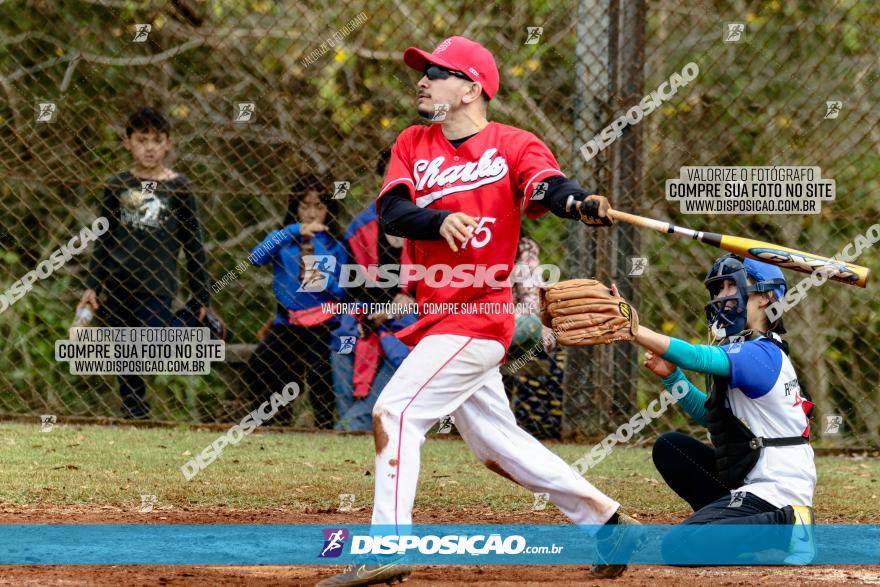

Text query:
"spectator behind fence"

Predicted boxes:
[[78, 106, 212, 420], [331, 202, 417, 431], [246, 174, 346, 428], [503, 233, 565, 439]]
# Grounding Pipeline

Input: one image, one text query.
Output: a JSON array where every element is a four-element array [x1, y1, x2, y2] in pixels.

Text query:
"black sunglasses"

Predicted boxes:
[[424, 64, 472, 82]]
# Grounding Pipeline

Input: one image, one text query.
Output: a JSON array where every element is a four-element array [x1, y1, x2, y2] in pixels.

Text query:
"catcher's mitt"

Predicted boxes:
[[539, 279, 638, 346]]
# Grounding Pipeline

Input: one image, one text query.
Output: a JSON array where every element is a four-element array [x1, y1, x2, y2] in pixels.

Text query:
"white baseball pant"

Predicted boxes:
[[370, 334, 619, 531]]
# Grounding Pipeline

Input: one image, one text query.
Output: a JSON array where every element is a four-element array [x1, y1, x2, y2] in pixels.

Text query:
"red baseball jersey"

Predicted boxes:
[[377, 121, 562, 350]]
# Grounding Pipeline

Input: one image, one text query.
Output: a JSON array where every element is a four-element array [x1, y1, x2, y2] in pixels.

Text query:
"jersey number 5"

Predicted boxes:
[[462, 216, 496, 250]]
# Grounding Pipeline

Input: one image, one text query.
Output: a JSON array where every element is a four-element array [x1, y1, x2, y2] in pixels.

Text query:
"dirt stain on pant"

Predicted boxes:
[[373, 413, 388, 454], [484, 460, 519, 485]]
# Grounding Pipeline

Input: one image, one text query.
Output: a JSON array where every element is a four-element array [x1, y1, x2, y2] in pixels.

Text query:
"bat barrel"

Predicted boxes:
[[606, 208, 870, 288]]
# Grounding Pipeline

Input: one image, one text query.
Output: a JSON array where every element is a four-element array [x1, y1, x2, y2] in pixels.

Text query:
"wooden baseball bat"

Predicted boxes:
[[606, 208, 869, 288]]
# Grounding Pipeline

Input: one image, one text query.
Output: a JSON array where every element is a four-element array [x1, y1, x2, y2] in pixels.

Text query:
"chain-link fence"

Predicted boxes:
[[1, 0, 877, 447]]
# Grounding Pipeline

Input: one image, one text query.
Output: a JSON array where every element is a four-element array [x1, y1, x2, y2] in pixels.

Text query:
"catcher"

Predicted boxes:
[[541, 254, 816, 564]]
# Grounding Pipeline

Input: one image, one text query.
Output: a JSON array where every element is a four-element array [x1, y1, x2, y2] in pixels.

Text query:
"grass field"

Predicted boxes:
[[1, 421, 878, 520], [2, 421, 879, 586]]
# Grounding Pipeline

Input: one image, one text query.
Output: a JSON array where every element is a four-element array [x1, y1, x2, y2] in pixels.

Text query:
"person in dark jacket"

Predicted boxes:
[[78, 107, 212, 419], [246, 173, 347, 429]]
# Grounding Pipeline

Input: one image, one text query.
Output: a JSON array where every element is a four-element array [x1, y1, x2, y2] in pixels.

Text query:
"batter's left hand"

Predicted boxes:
[[577, 195, 613, 226]]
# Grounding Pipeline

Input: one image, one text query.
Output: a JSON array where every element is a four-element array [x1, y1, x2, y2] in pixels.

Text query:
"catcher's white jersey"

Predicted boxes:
[[721, 337, 816, 507]]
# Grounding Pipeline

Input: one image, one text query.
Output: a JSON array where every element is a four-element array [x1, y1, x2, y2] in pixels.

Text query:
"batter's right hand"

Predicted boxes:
[[439, 212, 478, 252], [643, 351, 676, 378], [78, 289, 99, 312]]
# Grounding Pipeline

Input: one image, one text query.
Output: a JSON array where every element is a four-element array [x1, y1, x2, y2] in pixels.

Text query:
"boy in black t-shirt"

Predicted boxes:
[[78, 107, 211, 419]]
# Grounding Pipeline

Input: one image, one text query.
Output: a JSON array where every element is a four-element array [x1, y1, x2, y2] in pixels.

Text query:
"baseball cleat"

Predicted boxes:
[[315, 563, 412, 586], [784, 505, 816, 565], [588, 512, 646, 579]]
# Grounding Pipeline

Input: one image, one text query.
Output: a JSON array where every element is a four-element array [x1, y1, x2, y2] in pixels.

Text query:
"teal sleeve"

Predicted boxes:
[[661, 368, 708, 427], [661, 337, 731, 377]]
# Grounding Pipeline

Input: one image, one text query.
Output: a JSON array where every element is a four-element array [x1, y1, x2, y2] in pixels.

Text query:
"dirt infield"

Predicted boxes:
[[1, 506, 878, 586]]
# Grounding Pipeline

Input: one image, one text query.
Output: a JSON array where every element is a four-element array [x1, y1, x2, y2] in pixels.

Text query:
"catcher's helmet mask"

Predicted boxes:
[[704, 254, 788, 341]]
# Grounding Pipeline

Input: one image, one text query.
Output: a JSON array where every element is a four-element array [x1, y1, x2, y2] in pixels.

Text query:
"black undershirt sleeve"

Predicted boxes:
[[534, 174, 595, 219], [378, 185, 451, 240], [378, 171, 595, 239]]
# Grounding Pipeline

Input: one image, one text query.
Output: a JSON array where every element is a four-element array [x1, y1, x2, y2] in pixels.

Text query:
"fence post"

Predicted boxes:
[[562, 0, 610, 439], [562, 0, 645, 439], [607, 0, 645, 423]]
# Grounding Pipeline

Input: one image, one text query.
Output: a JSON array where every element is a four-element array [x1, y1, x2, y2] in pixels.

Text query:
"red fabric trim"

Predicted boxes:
[[353, 332, 380, 399], [287, 306, 334, 327]]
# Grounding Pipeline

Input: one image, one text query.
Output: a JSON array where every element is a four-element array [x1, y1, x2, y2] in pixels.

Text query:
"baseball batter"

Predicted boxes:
[[317, 36, 641, 587]]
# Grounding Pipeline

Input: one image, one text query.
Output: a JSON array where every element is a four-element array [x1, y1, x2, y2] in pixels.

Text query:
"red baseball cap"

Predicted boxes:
[[403, 36, 500, 100]]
